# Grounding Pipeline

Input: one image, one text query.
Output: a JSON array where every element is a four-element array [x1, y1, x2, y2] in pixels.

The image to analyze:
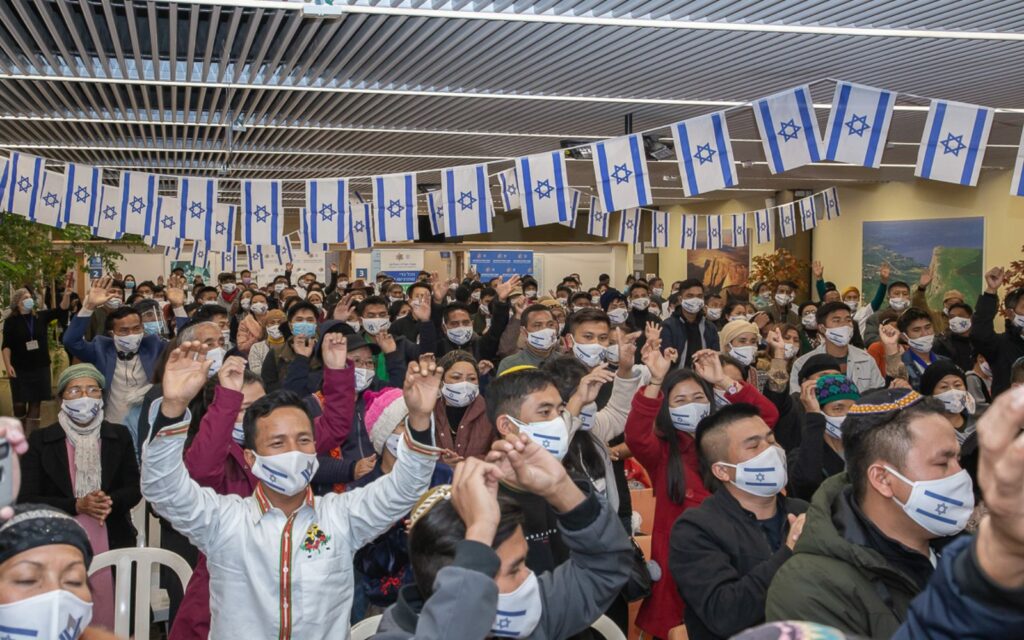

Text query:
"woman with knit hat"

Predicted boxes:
[[787, 374, 861, 501], [919, 360, 978, 445], [718, 319, 763, 388], [18, 363, 141, 630]]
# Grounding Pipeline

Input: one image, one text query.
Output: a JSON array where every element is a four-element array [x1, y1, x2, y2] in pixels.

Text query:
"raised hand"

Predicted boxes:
[[879, 323, 901, 355], [494, 275, 521, 302], [217, 355, 248, 392], [751, 311, 771, 330], [641, 340, 674, 382], [160, 341, 213, 417], [571, 367, 616, 408], [918, 268, 933, 289], [403, 359, 445, 425], [800, 379, 821, 414], [411, 298, 431, 323], [64, 270, 75, 291], [985, 266, 1006, 293], [644, 321, 661, 346], [486, 433, 583, 512], [321, 332, 349, 370], [353, 455, 377, 479], [166, 275, 186, 308], [374, 330, 397, 355], [330, 263, 338, 274], [617, 330, 641, 372], [431, 274, 449, 303], [693, 349, 731, 389], [84, 276, 114, 310], [766, 327, 786, 359], [451, 458, 505, 545], [332, 294, 353, 321], [292, 336, 315, 358], [478, 359, 495, 377], [812, 260, 824, 279], [285, 262, 293, 272], [512, 295, 528, 319], [879, 261, 891, 284]]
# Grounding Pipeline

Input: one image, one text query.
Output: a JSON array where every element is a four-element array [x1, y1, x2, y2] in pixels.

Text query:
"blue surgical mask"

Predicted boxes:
[[291, 321, 317, 339], [143, 320, 163, 336]]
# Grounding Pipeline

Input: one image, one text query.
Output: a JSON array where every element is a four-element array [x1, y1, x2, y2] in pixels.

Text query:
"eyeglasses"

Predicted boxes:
[[64, 386, 103, 399]]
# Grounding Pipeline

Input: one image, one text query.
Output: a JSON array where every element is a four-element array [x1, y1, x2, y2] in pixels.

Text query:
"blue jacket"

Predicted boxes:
[[894, 535, 1024, 639], [901, 350, 950, 391], [659, 311, 720, 366], [62, 312, 165, 387]]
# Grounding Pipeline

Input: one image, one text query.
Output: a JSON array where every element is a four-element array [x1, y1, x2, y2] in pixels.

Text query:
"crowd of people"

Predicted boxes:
[[1, 258, 1023, 640]]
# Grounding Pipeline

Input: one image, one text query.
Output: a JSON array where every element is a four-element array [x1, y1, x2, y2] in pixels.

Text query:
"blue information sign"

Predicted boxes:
[[87, 255, 103, 279], [468, 251, 534, 280]]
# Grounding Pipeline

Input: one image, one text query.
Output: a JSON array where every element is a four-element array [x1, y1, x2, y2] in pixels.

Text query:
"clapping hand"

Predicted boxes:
[[321, 332, 349, 370]]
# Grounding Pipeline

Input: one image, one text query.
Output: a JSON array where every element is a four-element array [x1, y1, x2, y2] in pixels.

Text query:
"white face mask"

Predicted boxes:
[[508, 414, 570, 460], [346, 320, 362, 332], [385, 433, 401, 458], [948, 317, 972, 334], [652, 287, 664, 297], [775, 293, 793, 306], [845, 300, 859, 312], [113, 332, 144, 354], [205, 347, 226, 377], [717, 445, 788, 497], [0, 588, 93, 640], [251, 302, 268, 315], [934, 388, 975, 415], [251, 450, 319, 496], [571, 338, 606, 368], [491, 570, 543, 639], [106, 298, 122, 309], [680, 297, 704, 314], [62, 397, 102, 425], [1013, 313, 1024, 330], [578, 402, 597, 432], [889, 297, 910, 311], [980, 361, 993, 377], [222, 283, 237, 294], [730, 344, 757, 366], [445, 326, 474, 346], [603, 343, 620, 364], [353, 367, 375, 393], [241, 298, 252, 310], [362, 317, 391, 335], [668, 402, 710, 434], [885, 466, 975, 537], [823, 414, 845, 440], [705, 307, 722, 321], [470, 291, 482, 301], [526, 328, 557, 352], [266, 324, 283, 339], [591, 295, 600, 305], [338, 280, 349, 289], [907, 334, 934, 353], [802, 313, 818, 329], [441, 381, 479, 407], [823, 325, 854, 348], [630, 297, 650, 311], [607, 308, 628, 324], [274, 283, 286, 293], [783, 343, 799, 360], [232, 421, 245, 446]]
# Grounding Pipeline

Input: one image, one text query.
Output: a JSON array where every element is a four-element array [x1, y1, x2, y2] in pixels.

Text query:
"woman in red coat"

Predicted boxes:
[[626, 345, 779, 638]]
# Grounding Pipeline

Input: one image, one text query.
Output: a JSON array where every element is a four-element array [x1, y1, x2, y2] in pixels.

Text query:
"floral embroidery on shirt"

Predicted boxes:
[[302, 523, 331, 557]]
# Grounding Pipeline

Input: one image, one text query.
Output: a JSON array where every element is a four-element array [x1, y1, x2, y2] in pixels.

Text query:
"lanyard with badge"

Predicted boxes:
[[24, 315, 39, 352]]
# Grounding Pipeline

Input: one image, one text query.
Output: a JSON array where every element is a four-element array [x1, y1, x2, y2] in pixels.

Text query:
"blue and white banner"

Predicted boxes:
[[497, 167, 520, 212], [246, 246, 266, 272], [560, 190, 581, 228], [586, 196, 608, 238], [671, 112, 737, 196], [306, 178, 348, 244], [823, 187, 841, 220], [753, 85, 823, 174], [824, 81, 895, 168], [374, 172, 418, 242], [119, 171, 157, 237], [275, 235, 295, 266], [206, 204, 237, 253], [680, 214, 699, 250], [516, 151, 571, 227], [95, 185, 124, 240], [915, 100, 993, 187], [164, 244, 183, 261], [178, 177, 217, 241], [300, 209, 330, 253], [34, 171, 65, 228], [4, 152, 44, 219], [1012, 129, 1024, 197], [798, 196, 817, 231], [443, 164, 493, 237], [218, 249, 238, 274], [754, 209, 773, 245], [348, 202, 374, 250], [190, 241, 209, 271], [650, 209, 670, 247], [62, 163, 101, 228], [618, 207, 641, 244], [777, 203, 798, 238], [706, 215, 723, 250], [241, 179, 284, 246], [150, 197, 181, 248], [426, 191, 445, 236], [592, 134, 653, 211], [731, 213, 748, 247]]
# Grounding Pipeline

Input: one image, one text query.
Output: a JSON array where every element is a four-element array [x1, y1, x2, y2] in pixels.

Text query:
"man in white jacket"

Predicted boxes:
[[141, 336, 443, 639]]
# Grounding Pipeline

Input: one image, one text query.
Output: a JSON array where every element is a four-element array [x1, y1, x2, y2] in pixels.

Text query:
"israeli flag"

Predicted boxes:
[[241, 179, 284, 246], [516, 151, 571, 227], [915, 100, 993, 187], [497, 167, 520, 212], [374, 173, 418, 242], [592, 134, 653, 211], [650, 210, 670, 247], [777, 203, 798, 238], [306, 178, 348, 244], [824, 81, 895, 168], [680, 214, 699, 250], [1011, 129, 1024, 197], [62, 163, 101, 228], [731, 213, 748, 247], [190, 242, 209, 271], [246, 246, 266, 272], [218, 249, 238, 274], [165, 244, 183, 261], [560, 190, 581, 228], [206, 204, 237, 253], [178, 177, 217, 241], [95, 185, 124, 240], [426, 191, 445, 236], [798, 196, 817, 231], [823, 187, 841, 220], [754, 209, 773, 244], [671, 112, 737, 196], [0, 158, 7, 205], [151, 197, 182, 248], [586, 196, 608, 238], [119, 171, 157, 236], [349, 202, 374, 250], [443, 164, 493, 237], [753, 85, 823, 174], [276, 235, 295, 266], [4, 152, 44, 219], [34, 170, 65, 228], [707, 215, 724, 250], [618, 208, 641, 244], [300, 209, 330, 253]]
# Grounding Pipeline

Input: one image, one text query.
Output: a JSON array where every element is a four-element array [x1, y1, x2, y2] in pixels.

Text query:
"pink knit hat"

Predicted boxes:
[[363, 387, 408, 454]]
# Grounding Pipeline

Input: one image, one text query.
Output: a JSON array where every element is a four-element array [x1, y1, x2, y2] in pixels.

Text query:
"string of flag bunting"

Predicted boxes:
[[0, 78, 1018, 259]]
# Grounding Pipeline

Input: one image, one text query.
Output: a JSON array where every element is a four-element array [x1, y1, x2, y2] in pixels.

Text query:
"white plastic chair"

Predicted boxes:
[[351, 614, 383, 640], [89, 547, 193, 640], [591, 614, 627, 640]]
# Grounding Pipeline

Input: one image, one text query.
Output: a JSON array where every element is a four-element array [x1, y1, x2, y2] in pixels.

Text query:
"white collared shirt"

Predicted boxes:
[[141, 404, 442, 639]]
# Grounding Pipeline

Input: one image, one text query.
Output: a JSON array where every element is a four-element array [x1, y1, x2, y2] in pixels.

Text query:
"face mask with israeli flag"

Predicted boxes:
[[670, 111, 738, 196], [717, 445, 788, 497], [915, 99, 993, 187], [491, 571, 543, 638], [508, 414, 570, 461], [590, 133, 653, 211], [0, 588, 93, 640], [752, 85, 824, 174], [251, 450, 319, 496]]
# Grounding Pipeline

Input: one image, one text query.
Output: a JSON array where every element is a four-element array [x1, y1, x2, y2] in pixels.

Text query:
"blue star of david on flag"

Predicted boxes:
[[188, 201, 205, 219], [254, 206, 269, 223], [387, 199, 404, 218], [916, 99, 993, 186], [754, 85, 823, 174], [75, 185, 89, 203], [940, 133, 966, 156], [16, 176, 31, 193], [825, 82, 895, 169], [215, 221, 227, 234], [42, 192, 58, 208], [845, 114, 870, 137], [319, 203, 336, 221], [103, 205, 117, 220], [534, 180, 554, 199], [611, 164, 633, 184], [162, 215, 175, 229], [457, 191, 477, 211], [353, 220, 365, 233], [129, 195, 146, 215], [694, 143, 716, 165], [777, 119, 801, 142]]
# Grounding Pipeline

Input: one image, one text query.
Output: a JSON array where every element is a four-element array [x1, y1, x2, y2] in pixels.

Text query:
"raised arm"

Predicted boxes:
[[62, 277, 117, 362], [314, 333, 356, 455], [624, 340, 676, 470], [183, 357, 249, 492]]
